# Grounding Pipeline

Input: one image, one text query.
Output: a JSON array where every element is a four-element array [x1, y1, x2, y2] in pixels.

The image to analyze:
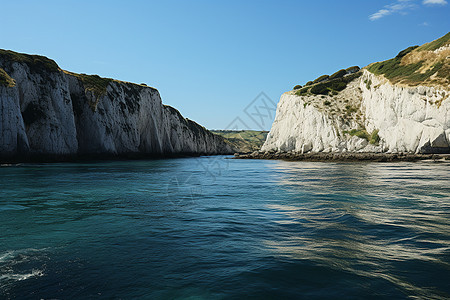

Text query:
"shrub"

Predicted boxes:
[[0, 49, 59, 74], [344, 128, 370, 140], [305, 81, 313, 86], [345, 66, 360, 74], [328, 80, 347, 91], [370, 129, 380, 145], [342, 71, 362, 83], [73, 73, 112, 99], [310, 83, 329, 95], [395, 45, 419, 58], [367, 58, 423, 82], [329, 69, 347, 80], [313, 75, 329, 83], [295, 87, 310, 96], [293, 85, 302, 90], [417, 32, 450, 52], [324, 100, 331, 106], [0, 68, 15, 87]]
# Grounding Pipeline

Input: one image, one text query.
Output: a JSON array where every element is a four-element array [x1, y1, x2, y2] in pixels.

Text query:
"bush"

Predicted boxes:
[[366, 43, 445, 84], [293, 85, 302, 90], [324, 100, 331, 106], [367, 58, 423, 81], [329, 69, 347, 80], [310, 83, 329, 95], [0, 68, 15, 87], [328, 80, 347, 91], [72, 73, 112, 99], [342, 71, 362, 83], [417, 32, 450, 52], [295, 87, 310, 96], [345, 66, 360, 74], [344, 129, 370, 140], [396, 46, 419, 58], [0, 49, 59, 74], [305, 81, 313, 86], [370, 130, 380, 145], [313, 75, 329, 83]]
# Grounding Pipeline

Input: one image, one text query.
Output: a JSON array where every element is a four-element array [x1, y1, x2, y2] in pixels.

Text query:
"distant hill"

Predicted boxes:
[[211, 130, 269, 153]]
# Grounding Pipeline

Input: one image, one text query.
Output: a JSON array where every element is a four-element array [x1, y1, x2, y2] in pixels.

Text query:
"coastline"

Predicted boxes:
[[233, 151, 450, 162], [0, 152, 229, 165]]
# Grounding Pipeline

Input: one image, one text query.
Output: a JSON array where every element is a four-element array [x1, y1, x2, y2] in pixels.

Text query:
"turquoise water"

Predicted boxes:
[[1, 157, 449, 299]]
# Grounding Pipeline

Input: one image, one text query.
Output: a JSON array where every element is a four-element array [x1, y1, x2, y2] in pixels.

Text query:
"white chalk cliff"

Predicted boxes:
[[263, 33, 450, 154], [0, 50, 233, 159]]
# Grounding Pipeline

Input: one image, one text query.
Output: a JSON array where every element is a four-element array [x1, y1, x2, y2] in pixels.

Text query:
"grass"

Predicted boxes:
[[0, 68, 15, 87], [296, 71, 362, 96], [370, 130, 380, 145], [396, 46, 419, 58], [344, 129, 370, 140], [63, 72, 114, 112], [417, 32, 450, 52], [343, 128, 380, 145], [366, 33, 450, 86], [0, 49, 59, 74], [68, 72, 113, 100], [329, 69, 347, 80], [367, 57, 428, 84]]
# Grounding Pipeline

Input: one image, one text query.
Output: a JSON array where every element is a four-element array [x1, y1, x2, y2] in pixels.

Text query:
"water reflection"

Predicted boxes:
[[263, 161, 450, 298]]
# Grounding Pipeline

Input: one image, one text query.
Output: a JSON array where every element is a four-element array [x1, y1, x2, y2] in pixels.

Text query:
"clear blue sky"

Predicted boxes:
[[2, 0, 449, 130]]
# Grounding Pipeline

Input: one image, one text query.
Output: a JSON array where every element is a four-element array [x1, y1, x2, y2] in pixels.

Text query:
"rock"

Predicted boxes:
[[262, 70, 449, 154], [0, 50, 233, 161]]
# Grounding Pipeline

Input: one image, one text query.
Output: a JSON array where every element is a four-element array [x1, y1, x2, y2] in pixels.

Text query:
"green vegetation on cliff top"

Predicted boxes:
[[367, 32, 450, 87], [295, 69, 362, 97], [291, 33, 449, 95], [417, 32, 450, 51], [0, 49, 59, 73], [0, 68, 15, 87], [67, 72, 114, 99]]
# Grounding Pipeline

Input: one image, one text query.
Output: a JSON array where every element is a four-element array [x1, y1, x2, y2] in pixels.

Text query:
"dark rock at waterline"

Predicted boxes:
[[233, 151, 450, 162]]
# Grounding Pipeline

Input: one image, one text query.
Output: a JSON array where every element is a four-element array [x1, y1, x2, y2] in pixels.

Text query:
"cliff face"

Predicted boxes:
[[262, 34, 450, 154], [0, 50, 232, 159]]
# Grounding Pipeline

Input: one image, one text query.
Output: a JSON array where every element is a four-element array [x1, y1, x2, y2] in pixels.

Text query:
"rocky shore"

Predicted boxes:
[[233, 151, 450, 162]]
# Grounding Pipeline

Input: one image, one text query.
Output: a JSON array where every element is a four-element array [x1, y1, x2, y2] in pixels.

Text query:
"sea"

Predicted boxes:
[[0, 156, 449, 299]]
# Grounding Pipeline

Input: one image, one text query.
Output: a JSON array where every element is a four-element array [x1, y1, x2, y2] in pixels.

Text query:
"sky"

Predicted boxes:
[[1, 0, 449, 130]]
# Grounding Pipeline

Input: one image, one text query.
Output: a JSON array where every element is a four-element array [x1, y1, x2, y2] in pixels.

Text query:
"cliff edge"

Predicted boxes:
[[262, 33, 450, 154], [0, 50, 233, 161]]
